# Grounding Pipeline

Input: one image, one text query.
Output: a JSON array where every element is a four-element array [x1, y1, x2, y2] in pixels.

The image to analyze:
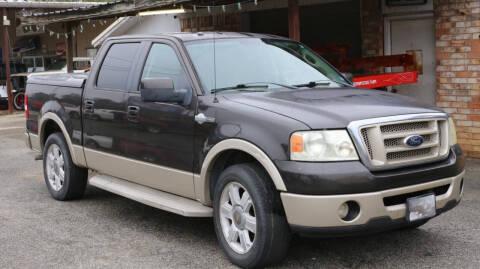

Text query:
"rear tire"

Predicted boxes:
[[43, 133, 87, 200], [13, 92, 24, 111], [213, 163, 291, 268]]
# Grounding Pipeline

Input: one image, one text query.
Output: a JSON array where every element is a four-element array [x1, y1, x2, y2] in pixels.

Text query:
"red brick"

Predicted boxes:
[[468, 52, 480, 58], [470, 115, 480, 121], [468, 103, 480, 108], [457, 71, 473, 77]]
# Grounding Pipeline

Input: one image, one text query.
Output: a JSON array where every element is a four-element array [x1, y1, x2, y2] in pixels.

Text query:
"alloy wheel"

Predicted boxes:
[[219, 181, 257, 254], [46, 144, 65, 191]]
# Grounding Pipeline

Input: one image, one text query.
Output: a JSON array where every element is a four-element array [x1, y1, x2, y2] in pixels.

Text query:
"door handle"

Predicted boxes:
[[195, 113, 215, 124], [127, 106, 140, 122], [84, 100, 94, 113]]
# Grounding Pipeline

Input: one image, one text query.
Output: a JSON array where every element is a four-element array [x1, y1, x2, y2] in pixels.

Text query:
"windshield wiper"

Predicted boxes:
[[294, 79, 353, 88], [211, 82, 296, 94], [293, 81, 331, 88]]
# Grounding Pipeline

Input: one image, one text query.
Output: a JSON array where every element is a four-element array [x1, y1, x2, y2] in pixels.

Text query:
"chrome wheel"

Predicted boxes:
[[46, 144, 65, 191], [219, 182, 256, 254]]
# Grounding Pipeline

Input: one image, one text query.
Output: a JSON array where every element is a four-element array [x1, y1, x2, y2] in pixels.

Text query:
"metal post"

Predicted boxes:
[[2, 7, 13, 114], [288, 0, 300, 41], [65, 22, 73, 73]]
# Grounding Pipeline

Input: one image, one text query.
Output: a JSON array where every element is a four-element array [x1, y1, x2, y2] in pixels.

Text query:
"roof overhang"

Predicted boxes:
[[20, 0, 191, 25], [0, 1, 103, 9]]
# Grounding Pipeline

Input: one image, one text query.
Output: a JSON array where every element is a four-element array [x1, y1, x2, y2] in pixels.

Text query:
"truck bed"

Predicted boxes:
[[27, 73, 88, 88], [25, 73, 87, 146]]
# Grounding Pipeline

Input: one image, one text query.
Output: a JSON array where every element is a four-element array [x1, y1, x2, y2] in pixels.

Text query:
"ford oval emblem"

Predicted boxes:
[[404, 135, 424, 147]]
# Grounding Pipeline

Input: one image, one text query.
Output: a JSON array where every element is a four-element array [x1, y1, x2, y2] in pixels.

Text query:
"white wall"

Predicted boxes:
[[125, 14, 181, 34], [92, 15, 181, 47]]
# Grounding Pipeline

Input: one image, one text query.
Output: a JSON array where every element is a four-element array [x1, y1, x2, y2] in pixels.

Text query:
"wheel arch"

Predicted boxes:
[[196, 139, 287, 205], [39, 112, 86, 167]]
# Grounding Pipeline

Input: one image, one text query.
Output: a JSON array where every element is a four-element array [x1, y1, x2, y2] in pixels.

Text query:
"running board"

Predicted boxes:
[[89, 174, 213, 217]]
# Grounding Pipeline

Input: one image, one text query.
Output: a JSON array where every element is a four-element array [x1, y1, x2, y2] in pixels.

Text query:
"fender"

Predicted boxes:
[[39, 112, 87, 167], [195, 138, 287, 205]]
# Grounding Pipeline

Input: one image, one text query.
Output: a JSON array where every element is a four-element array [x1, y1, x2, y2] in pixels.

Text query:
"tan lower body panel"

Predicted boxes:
[[89, 173, 212, 217], [26, 132, 41, 152], [72, 145, 87, 167], [26, 131, 87, 167], [84, 148, 196, 199], [281, 170, 465, 227]]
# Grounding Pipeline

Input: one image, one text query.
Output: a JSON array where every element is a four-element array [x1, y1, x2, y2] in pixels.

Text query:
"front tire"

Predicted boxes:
[[43, 133, 87, 200], [213, 163, 291, 268]]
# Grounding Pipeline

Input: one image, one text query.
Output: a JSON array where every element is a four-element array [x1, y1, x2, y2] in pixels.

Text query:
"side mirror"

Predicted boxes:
[[341, 72, 354, 84], [140, 77, 186, 104]]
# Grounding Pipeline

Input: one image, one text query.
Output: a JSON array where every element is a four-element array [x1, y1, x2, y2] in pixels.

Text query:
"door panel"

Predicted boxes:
[[125, 42, 196, 197], [83, 42, 141, 167], [390, 17, 436, 105]]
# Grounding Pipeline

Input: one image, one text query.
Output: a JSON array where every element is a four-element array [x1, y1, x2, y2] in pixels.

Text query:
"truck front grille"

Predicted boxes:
[[355, 117, 449, 170]]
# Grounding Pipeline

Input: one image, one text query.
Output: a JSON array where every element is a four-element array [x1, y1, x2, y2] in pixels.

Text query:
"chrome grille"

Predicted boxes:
[[361, 128, 373, 159], [384, 134, 433, 148], [380, 121, 429, 133], [386, 147, 432, 161], [353, 116, 449, 170]]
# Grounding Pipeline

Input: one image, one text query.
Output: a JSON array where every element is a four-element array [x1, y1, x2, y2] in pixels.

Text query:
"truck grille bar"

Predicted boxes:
[[348, 113, 450, 171]]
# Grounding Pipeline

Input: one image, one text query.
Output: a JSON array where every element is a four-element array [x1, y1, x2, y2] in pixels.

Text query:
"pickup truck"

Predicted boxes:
[[25, 32, 465, 268]]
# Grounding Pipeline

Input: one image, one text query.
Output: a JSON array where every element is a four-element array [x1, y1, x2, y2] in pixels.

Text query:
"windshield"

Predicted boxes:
[[184, 38, 349, 94]]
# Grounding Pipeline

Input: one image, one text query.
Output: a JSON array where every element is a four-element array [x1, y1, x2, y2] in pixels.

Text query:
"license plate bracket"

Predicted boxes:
[[406, 193, 436, 222]]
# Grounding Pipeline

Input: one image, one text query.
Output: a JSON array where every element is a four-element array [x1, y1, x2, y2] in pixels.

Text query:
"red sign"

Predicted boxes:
[[353, 71, 418, 89], [56, 42, 66, 56]]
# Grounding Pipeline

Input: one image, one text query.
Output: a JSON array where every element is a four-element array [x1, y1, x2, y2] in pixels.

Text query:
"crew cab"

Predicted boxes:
[[25, 32, 465, 268]]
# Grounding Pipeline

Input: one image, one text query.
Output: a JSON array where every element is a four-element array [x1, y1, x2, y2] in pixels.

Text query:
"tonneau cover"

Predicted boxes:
[[27, 73, 88, 88]]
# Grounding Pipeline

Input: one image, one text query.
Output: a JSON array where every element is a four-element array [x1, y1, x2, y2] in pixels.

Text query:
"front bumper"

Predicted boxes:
[[275, 145, 464, 195], [281, 170, 464, 236]]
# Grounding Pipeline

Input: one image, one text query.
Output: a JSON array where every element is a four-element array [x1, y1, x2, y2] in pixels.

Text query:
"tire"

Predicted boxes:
[[13, 92, 25, 111], [43, 132, 87, 200], [213, 163, 291, 268]]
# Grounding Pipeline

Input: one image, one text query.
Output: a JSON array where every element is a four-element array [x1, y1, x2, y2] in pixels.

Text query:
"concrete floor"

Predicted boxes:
[[0, 113, 479, 268]]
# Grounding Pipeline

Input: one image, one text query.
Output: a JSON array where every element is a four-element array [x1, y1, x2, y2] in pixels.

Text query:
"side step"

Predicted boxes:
[[89, 174, 213, 217]]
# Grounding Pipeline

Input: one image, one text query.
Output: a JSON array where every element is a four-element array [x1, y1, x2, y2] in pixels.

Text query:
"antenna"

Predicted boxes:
[[213, 31, 218, 103], [210, 0, 218, 103]]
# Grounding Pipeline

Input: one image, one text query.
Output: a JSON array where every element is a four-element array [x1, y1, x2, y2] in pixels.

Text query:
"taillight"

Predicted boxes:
[[24, 93, 29, 119]]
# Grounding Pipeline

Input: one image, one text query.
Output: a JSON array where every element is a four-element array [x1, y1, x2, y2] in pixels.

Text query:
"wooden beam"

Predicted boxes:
[[3, 7, 13, 114], [288, 0, 300, 41], [65, 22, 73, 73]]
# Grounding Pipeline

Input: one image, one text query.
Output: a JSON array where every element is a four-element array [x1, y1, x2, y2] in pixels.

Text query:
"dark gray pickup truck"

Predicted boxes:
[[25, 32, 465, 268]]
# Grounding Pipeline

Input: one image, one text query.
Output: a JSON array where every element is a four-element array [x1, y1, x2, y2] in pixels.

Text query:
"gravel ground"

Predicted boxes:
[[0, 113, 479, 269]]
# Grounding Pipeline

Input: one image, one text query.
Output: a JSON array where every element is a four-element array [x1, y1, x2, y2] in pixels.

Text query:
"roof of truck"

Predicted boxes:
[[107, 32, 290, 43]]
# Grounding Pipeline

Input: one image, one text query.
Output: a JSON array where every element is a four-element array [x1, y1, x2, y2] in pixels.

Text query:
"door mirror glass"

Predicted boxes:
[[140, 77, 186, 103]]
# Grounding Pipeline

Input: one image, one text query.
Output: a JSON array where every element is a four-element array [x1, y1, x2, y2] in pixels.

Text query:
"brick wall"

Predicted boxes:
[[435, 0, 480, 157], [361, 0, 383, 57]]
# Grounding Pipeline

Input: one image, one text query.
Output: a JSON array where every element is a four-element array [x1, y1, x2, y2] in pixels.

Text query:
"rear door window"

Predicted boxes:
[[97, 43, 140, 90]]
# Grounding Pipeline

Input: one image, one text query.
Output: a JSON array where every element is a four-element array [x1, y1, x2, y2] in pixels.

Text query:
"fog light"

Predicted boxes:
[[338, 203, 349, 219], [338, 201, 360, 221]]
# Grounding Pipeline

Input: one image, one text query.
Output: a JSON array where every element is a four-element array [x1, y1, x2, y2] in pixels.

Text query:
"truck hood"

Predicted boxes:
[[223, 88, 444, 129]]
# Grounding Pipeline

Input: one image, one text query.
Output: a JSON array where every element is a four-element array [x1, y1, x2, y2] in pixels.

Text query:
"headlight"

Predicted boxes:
[[290, 130, 358, 161], [448, 117, 457, 146]]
